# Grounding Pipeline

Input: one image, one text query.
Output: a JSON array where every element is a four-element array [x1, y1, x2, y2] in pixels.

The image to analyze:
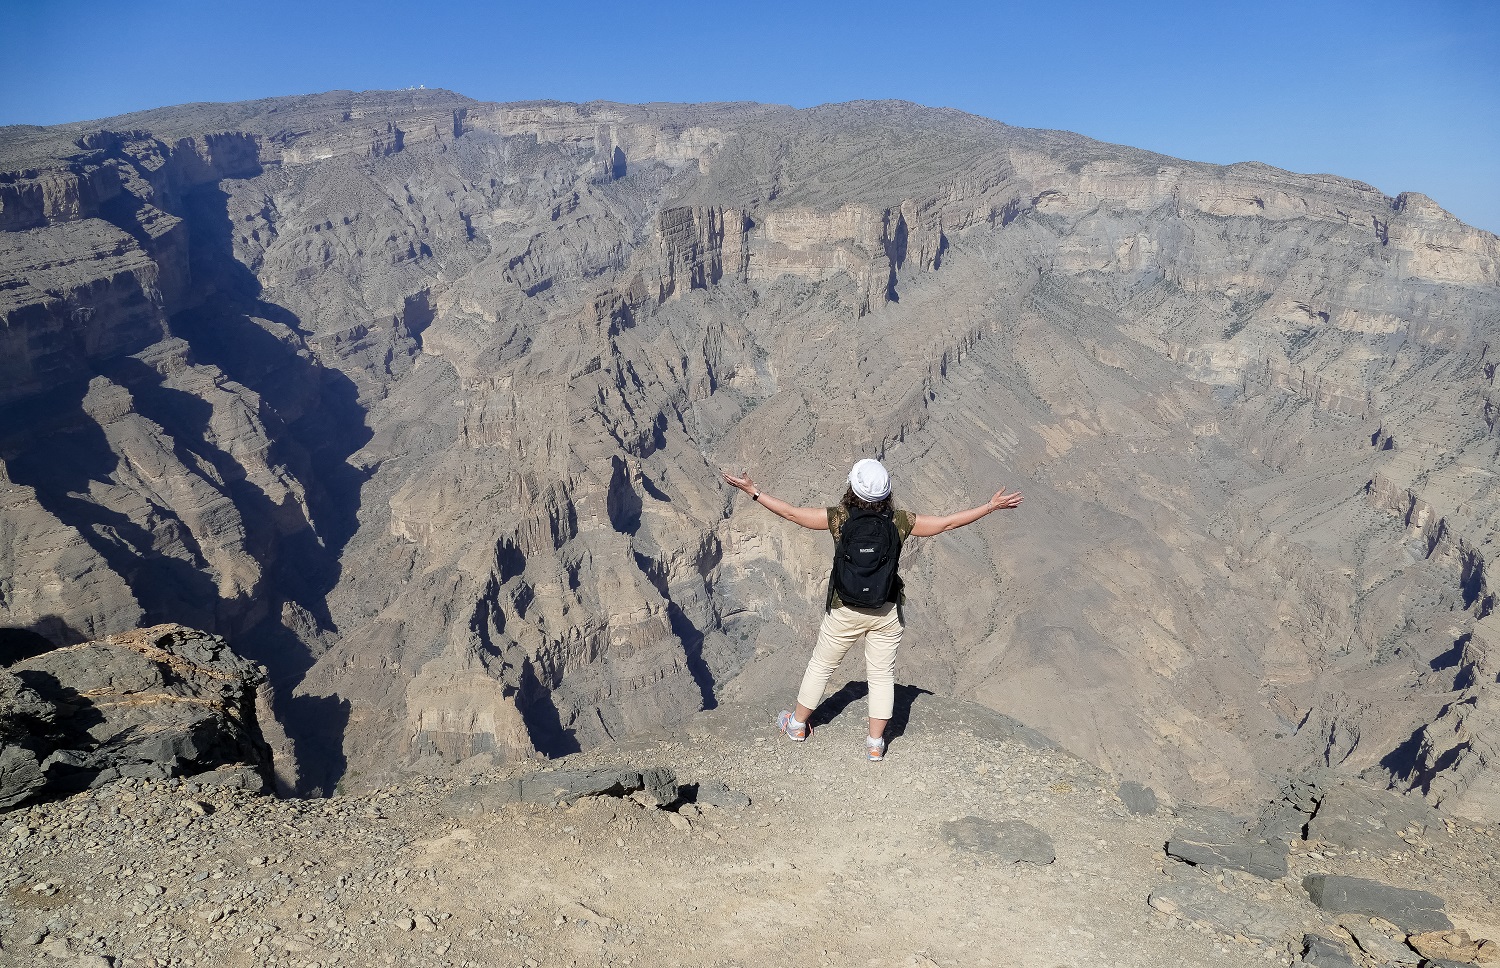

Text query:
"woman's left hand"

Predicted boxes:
[[988, 488, 1024, 511]]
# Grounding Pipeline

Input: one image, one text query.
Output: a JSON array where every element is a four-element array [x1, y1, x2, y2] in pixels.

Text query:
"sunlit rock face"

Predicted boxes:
[[2, 90, 1498, 811]]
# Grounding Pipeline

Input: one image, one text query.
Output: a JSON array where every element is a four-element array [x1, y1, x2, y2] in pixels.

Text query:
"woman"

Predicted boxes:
[[723, 458, 1023, 761]]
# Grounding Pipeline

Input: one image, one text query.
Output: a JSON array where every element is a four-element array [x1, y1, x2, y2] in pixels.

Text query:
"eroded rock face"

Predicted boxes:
[[1387, 612, 1500, 822], [0, 624, 271, 809], [3, 92, 1500, 810]]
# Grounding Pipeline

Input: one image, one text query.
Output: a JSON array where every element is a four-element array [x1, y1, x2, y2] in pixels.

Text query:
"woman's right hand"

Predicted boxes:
[[722, 470, 755, 494]]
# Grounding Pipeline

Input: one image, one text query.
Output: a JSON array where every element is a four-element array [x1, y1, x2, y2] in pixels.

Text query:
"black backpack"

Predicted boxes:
[[829, 506, 902, 609]]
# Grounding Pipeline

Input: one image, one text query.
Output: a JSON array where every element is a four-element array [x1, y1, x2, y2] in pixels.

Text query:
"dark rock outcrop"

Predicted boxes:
[[940, 815, 1055, 865], [438, 764, 682, 813], [0, 624, 272, 810], [1117, 779, 1159, 815], [1307, 782, 1447, 853]]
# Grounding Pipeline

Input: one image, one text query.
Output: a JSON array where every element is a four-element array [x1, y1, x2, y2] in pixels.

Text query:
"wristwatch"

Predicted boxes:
[[751, 491, 761, 502]]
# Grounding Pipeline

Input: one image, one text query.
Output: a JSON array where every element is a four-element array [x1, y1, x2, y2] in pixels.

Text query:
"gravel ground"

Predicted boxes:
[[2, 695, 1496, 968]]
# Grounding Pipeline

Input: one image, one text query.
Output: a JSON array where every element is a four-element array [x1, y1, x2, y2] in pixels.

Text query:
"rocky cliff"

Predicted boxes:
[[2, 91, 1499, 816]]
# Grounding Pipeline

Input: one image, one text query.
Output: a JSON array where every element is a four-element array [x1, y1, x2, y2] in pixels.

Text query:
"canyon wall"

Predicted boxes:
[[3, 92, 1498, 813]]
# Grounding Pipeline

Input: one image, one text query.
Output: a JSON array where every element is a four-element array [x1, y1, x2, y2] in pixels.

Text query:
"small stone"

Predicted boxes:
[[695, 780, 751, 809], [394, 917, 415, 932]]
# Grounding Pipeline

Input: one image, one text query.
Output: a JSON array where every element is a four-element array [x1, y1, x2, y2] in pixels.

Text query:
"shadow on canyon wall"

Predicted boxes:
[[174, 183, 371, 796], [1, 184, 370, 796], [0, 616, 84, 666]]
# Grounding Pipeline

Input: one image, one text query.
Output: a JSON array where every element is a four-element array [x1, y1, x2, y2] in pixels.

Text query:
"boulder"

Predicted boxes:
[[438, 780, 523, 817], [520, 769, 645, 805], [0, 625, 272, 810], [440, 766, 686, 813], [1302, 874, 1452, 933], [1344, 921, 1420, 964], [640, 767, 679, 806], [0, 669, 56, 808], [0, 742, 47, 810], [1408, 929, 1496, 964], [693, 779, 751, 809], [1253, 797, 1313, 844], [1146, 870, 1301, 943]]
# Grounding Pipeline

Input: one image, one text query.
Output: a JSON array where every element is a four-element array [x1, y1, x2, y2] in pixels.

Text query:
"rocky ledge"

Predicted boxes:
[[0, 694, 1495, 968], [0, 625, 271, 812]]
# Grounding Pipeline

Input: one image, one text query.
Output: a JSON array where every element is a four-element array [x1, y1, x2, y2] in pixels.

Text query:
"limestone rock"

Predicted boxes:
[[1166, 824, 1289, 879], [1301, 934, 1359, 968], [1344, 921, 1421, 964], [1408, 929, 1498, 965], [694, 779, 751, 808], [1146, 870, 1303, 943], [1390, 614, 1500, 823], [1307, 782, 1446, 853], [520, 769, 646, 806], [1302, 874, 1453, 933], [438, 779, 523, 817]]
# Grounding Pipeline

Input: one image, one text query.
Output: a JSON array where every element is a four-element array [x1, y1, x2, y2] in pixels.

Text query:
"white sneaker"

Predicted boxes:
[[776, 710, 808, 742]]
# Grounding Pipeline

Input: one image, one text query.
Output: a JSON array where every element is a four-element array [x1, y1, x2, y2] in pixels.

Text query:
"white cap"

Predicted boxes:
[[848, 458, 891, 501]]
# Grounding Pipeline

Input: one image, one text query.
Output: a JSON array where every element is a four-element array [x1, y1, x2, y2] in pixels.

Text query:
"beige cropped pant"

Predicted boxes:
[[795, 603, 902, 720]]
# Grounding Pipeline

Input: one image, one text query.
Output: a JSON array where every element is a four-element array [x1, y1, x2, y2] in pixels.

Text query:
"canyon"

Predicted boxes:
[[1, 90, 1497, 820]]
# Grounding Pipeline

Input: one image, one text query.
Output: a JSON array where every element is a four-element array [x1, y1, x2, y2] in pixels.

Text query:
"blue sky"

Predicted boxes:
[[2, 0, 1496, 233]]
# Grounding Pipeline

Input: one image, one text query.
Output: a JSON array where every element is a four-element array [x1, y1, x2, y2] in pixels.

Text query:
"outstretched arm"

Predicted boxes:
[[910, 488, 1023, 537], [722, 471, 830, 531]]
